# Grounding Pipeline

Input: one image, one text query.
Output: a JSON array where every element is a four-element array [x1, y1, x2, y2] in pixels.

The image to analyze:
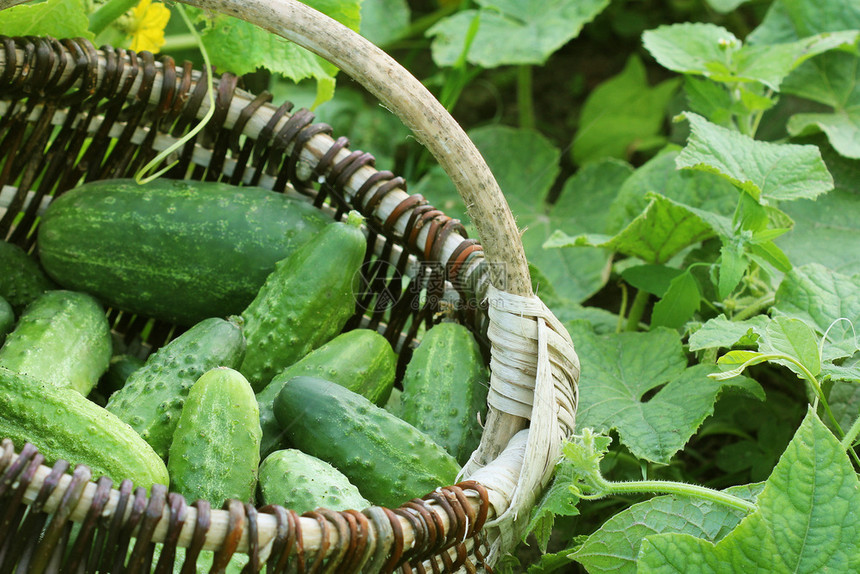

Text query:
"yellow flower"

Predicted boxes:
[[129, 0, 170, 54]]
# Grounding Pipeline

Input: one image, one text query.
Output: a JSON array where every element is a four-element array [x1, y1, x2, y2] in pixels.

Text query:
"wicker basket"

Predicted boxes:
[[0, 1, 580, 572]]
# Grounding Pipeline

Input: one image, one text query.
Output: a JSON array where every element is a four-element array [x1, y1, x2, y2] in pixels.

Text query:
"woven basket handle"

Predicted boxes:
[[188, 0, 535, 297]]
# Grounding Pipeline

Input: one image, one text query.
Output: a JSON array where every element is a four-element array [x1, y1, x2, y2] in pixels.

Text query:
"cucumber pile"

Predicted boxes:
[[0, 178, 490, 517]]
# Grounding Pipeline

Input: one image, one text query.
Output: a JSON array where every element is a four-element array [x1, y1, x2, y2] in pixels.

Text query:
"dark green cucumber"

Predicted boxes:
[[258, 449, 370, 513], [168, 367, 261, 505], [0, 295, 12, 345], [399, 322, 488, 464], [257, 328, 396, 457], [240, 212, 367, 391], [37, 178, 330, 325], [0, 366, 168, 489], [0, 240, 57, 314], [99, 353, 146, 396], [0, 290, 112, 396], [106, 316, 246, 459], [274, 376, 461, 508]]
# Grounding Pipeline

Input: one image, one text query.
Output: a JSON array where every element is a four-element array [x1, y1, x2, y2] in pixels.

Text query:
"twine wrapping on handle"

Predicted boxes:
[[461, 287, 579, 560]]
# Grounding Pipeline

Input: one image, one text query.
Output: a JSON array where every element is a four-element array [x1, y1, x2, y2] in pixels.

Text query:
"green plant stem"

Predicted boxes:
[[625, 289, 649, 331], [841, 413, 860, 450], [732, 294, 774, 321], [774, 356, 860, 467], [89, 0, 139, 35], [517, 65, 535, 130], [590, 475, 757, 514], [396, 2, 461, 43], [616, 282, 629, 334], [160, 33, 199, 52]]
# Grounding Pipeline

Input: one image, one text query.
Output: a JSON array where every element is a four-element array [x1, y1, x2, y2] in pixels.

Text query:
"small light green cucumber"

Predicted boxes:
[[258, 449, 370, 513], [0, 366, 168, 490], [399, 322, 489, 465], [0, 290, 112, 396], [168, 367, 261, 506]]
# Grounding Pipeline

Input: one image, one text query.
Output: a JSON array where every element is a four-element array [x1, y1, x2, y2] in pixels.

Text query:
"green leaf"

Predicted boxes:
[[651, 270, 701, 329], [523, 463, 582, 553], [778, 143, 860, 275], [643, 23, 859, 91], [568, 324, 763, 463], [557, 309, 622, 337], [426, 0, 611, 67], [571, 489, 755, 574], [748, 239, 793, 273], [524, 157, 632, 303], [747, 0, 860, 45], [718, 240, 749, 299], [526, 551, 576, 573], [621, 264, 685, 297], [415, 129, 630, 303], [676, 112, 834, 202], [683, 77, 735, 127], [360, 0, 410, 47], [637, 409, 860, 573], [747, 0, 860, 158], [772, 264, 860, 360], [546, 193, 729, 265], [829, 376, 860, 432], [643, 23, 739, 81], [823, 361, 860, 384], [705, 0, 751, 14], [188, 0, 361, 105], [758, 316, 822, 377], [713, 350, 771, 381], [606, 149, 738, 235], [0, 0, 93, 39], [572, 55, 680, 165], [688, 314, 769, 352], [783, 53, 860, 159]]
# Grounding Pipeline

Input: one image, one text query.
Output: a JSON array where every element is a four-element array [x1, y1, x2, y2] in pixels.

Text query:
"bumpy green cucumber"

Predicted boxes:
[[274, 376, 460, 508], [257, 328, 396, 457], [106, 316, 246, 458], [37, 178, 330, 325], [240, 213, 367, 391], [0, 366, 168, 489], [168, 367, 261, 505], [0, 296, 12, 345], [0, 290, 112, 396], [399, 322, 488, 464], [0, 240, 57, 314], [258, 449, 370, 513]]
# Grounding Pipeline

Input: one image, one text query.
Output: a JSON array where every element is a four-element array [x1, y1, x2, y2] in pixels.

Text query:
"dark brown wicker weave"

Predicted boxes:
[[0, 1, 580, 572]]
